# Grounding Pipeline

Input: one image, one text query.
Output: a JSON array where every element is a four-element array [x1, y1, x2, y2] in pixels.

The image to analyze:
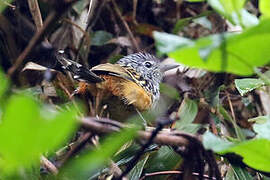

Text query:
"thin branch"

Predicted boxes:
[[57, 132, 92, 167], [7, 11, 55, 76], [27, 0, 43, 31], [63, 18, 91, 49], [111, 0, 140, 51], [226, 92, 236, 121], [140, 170, 217, 180], [132, 0, 138, 24], [41, 156, 59, 175]]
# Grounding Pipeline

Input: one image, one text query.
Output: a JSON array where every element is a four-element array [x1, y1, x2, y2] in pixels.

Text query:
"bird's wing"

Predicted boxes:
[[91, 63, 137, 83]]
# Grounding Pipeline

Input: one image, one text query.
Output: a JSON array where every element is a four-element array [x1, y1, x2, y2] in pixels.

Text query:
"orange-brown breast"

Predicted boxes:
[[76, 63, 152, 120], [78, 75, 152, 111]]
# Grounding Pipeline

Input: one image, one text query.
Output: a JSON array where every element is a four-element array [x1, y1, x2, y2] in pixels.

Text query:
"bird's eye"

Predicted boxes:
[[144, 61, 152, 68]]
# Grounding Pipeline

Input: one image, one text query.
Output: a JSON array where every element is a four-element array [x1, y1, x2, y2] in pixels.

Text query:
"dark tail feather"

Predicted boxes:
[[56, 51, 103, 83]]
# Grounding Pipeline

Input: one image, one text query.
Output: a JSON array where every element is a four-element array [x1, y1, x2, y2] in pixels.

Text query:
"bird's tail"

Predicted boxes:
[[56, 51, 103, 83]]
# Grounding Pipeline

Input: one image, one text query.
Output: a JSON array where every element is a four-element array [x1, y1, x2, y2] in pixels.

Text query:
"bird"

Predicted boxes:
[[56, 51, 177, 121]]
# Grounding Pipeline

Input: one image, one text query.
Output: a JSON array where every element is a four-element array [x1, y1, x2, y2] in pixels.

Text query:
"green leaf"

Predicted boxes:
[[229, 139, 270, 172], [0, 0, 13, 12], [262, 175, 270, 180], [203, 132, 234, 152], [254, 68, 270, 85], [72, 0, 86, 14], [238, 9, 259, 28], [203, 132, 270, 172], [193, 17, 212, 29], [231, 165, 253, 180], [155, 20, 270, 75], [160, 83, 180, 100], [235, 78, 265, 96], [153, 31, 194, 54], [61, 127, 138, 179], [251, 115, 270, 139], [173, 11, 212, 33], [128, 155, 149, 180], [205, 85, 223, 107], [225, 167, 236, 180], [225, 165, 253, 180], [173, 17, 193, 34], [260, 0, 270, 19], [207, 0, 258, 28], [0, 94, 78, 173], [91, 31, 113, 46], [219, 106, 245, 140], [175, 98, 198, 132], [144, 146, 181, 180]]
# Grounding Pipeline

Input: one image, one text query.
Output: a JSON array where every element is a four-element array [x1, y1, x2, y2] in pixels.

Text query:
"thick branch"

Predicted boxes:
[[81, 117, 189, 147]]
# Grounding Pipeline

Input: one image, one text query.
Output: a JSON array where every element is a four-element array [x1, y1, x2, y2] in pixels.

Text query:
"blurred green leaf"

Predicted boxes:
[[235, 78, 265, 96], [249, 115, 269, 124], [193, 16, 212, 29], [0, 94, 78, 173], [208, 0, 245, 13], [179, 124, 202, 134], [155, 20, 270, 75], [91, 30, 113, 46], [128, 154, 149, 180], [260, 0, 270, 19], [207, 0, 258, 28], [252, 115, 270, 139], [254, 68, 270, 85], [173, 17, 193, 34], [154, 31, 194, 54], [61, 127, 138, 179], [160, 83, 180, 100], [175, 98, 199, 133], [238, 9, 259, 28], [0, 0, 13, 12], [198, 34, 226, 60], [203, 132, 234, 152], [203, 132, 270, 172]]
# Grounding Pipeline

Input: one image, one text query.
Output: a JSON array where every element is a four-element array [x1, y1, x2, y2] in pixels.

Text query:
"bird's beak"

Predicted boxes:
[[159, 63, 180, 73]]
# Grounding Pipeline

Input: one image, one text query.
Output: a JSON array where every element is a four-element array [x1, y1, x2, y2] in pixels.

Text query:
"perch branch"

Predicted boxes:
[[81, 117, 189, 148]]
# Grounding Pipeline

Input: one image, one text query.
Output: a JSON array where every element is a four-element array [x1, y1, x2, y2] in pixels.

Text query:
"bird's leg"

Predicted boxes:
[[135, 108, 147, 128]]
